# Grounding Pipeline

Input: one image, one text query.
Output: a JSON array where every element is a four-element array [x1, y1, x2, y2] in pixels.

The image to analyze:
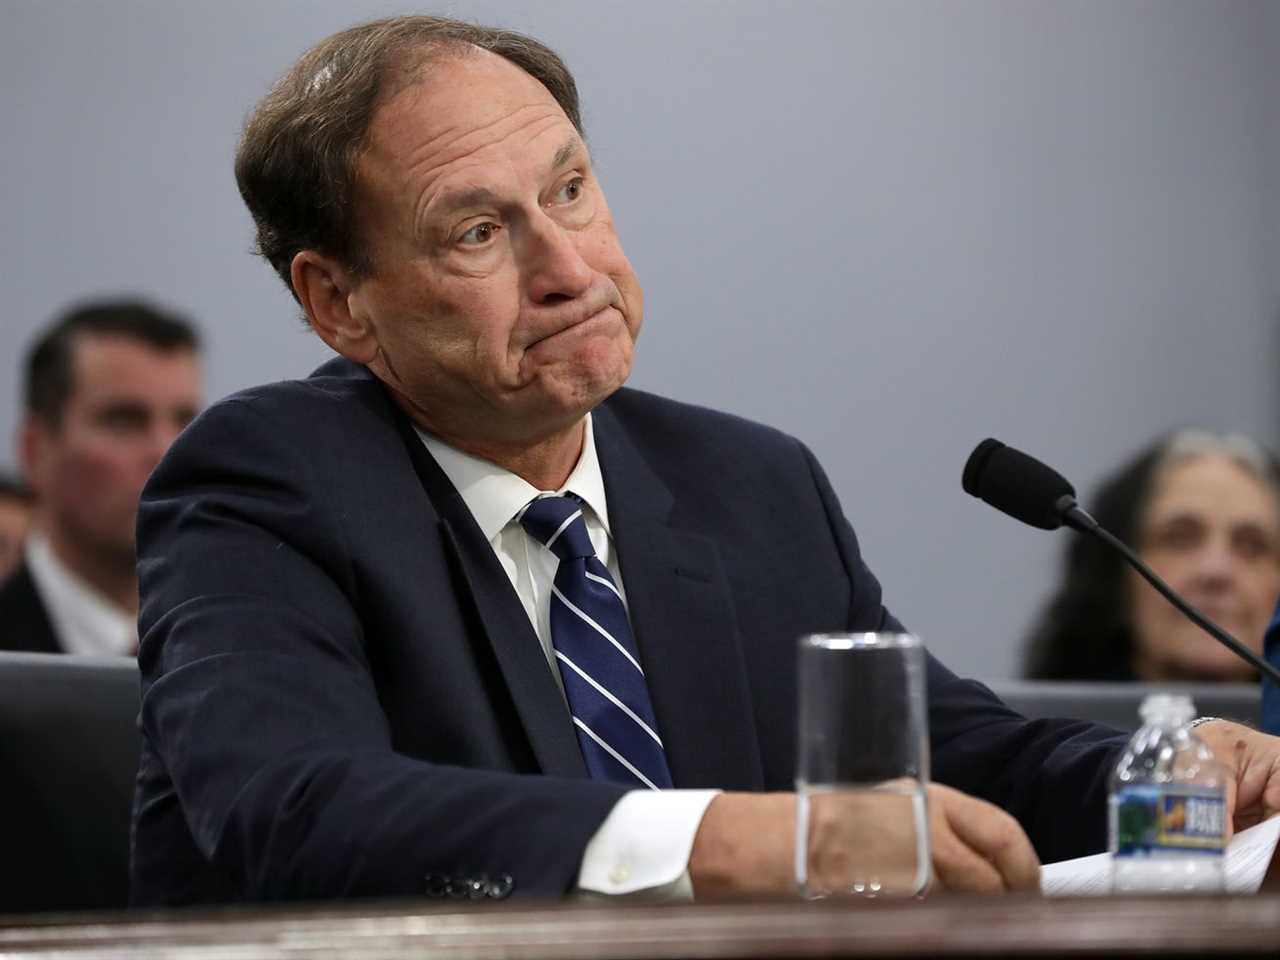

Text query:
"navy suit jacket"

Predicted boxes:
[[131, 358, 1124, 906]]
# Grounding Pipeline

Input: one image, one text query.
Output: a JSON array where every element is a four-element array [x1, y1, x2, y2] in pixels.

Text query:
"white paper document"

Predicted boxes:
[[1040, 815, 1280, 896]]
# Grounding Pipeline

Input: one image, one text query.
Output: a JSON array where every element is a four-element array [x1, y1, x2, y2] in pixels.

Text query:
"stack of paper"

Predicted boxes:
[[1040, 816, 1280, 896]]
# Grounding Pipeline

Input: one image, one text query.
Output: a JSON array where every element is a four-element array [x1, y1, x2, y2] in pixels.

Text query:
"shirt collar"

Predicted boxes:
[[416, 413, 612, 542], [23, 530, 136, 656]]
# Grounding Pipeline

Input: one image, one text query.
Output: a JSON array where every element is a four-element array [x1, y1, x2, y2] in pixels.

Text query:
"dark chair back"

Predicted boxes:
[[0, 652, 140, 915], [981, 679, 1261, 732]]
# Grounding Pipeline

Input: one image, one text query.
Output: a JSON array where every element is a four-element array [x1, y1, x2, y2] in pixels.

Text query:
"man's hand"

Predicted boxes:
[[687, 783, 1040, 899], [1192, 720, 1280, 834], [924, 783, 1041, 893]]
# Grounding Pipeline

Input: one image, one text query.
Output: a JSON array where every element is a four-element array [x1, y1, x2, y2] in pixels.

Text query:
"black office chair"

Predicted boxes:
[[0, 652, 141, 915]]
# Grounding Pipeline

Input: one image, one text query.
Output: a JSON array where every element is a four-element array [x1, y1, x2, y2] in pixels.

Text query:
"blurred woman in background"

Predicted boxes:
[[1024, 430, 1280, 682]]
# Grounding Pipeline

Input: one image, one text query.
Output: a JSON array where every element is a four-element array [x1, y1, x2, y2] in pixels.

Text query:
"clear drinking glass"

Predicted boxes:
[[795, 632, 931, 897]]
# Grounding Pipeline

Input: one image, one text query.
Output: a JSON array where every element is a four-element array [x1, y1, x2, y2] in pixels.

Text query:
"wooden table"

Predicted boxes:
[[3, 894, 1279, 958]]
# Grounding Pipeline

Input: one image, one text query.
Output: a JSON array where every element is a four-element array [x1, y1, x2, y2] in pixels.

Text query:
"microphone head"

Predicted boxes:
[[962, 438, 1077, 531]]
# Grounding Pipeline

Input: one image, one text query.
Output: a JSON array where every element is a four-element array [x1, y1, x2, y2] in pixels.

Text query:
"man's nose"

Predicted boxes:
[[523, 215, 594, 304]]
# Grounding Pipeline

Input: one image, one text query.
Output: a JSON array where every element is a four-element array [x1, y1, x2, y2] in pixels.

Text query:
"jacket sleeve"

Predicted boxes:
[[798, 439, 1124, 863], [136, 396, 627, 903]]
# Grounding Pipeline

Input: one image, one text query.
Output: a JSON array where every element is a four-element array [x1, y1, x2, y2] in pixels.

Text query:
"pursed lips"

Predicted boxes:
[[525, 300, 620, 349]]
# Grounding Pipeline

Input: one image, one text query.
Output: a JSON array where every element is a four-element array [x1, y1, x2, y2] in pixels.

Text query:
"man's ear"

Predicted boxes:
[[291, 250, 379, 364]]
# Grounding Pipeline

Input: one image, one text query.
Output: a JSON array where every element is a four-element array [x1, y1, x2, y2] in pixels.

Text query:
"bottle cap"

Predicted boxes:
[[1138, 692, 1196, 726]]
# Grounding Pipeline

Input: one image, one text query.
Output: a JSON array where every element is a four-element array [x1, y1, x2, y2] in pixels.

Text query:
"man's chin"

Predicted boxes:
[[497, 371, 626, 448], [542, 363, 629, 416]]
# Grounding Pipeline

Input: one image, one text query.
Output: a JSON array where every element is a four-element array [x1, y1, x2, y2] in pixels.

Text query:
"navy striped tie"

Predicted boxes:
[[519, 495, 673, 790]]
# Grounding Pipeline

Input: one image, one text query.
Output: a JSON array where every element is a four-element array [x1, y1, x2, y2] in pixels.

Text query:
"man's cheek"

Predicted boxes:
[[68, 450, 134, 501]]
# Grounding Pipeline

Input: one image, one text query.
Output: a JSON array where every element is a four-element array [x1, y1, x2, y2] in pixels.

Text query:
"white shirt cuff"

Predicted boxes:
[[576, 789, 721, 898]]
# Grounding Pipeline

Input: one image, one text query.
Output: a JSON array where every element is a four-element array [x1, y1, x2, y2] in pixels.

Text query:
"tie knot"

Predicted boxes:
[[519, 495, 595, 561]]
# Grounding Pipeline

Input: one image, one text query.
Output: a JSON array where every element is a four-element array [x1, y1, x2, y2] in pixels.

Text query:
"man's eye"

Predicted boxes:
[[553, 177, 584, 205], [173, 407, 199, 430], [95, 407, 150, 433], [459, 222, 499, 245]]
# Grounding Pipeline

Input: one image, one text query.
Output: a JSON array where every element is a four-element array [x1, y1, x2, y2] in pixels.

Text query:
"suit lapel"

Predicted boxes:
[[594, 403, 765, 791], [389, 405, 586, 780], [0, 564, 62, 654]]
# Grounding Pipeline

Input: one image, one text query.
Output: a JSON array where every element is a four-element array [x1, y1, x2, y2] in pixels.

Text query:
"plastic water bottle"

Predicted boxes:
[[1109, 693, 1226, 893]]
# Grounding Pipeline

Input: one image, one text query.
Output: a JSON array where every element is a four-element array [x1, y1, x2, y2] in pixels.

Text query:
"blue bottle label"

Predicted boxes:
[[1112, 785, 1226, 857]]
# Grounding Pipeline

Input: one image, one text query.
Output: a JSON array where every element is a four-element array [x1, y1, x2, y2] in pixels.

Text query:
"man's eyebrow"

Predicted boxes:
[[425, 141, 586, 222], [551, 138, 585, 173], [430, 186, 502, 217], [92, 400, 151, 420]]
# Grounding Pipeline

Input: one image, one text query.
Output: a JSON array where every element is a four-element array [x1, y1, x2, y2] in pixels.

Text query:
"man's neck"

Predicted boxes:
[[444, 422, 585, 491], [41, 525, 138, 615], [392, 392, 587, 491]]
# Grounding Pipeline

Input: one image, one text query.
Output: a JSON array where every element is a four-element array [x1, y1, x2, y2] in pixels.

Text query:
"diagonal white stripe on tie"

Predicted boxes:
[[555, 650, 664, 746], [572, 717, 660, 790], [551, 584, 643, 674], [544, 509, 583, 551], [584, 569, 624, 601]]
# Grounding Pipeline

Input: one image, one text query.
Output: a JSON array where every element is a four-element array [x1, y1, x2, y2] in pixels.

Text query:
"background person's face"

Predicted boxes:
[[344, 51, 643, 450], [1128, 454, 1280, 681], [23, 334, 201, 569]]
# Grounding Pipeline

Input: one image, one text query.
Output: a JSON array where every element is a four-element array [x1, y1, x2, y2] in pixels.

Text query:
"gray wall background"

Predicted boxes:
[[3, 1, 1277, 678]]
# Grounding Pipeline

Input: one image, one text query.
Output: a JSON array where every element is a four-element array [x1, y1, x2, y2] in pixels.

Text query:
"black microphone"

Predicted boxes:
[[963, 437, 1280, 687]]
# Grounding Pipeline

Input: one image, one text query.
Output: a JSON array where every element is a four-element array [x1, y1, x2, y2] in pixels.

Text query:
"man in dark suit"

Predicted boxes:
[[133, 15, 1280, 906], [0, 301, 201, 655]]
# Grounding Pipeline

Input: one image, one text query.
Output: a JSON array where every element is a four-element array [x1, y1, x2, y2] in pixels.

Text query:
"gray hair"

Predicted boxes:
[[1152, 429, 1280, 496]]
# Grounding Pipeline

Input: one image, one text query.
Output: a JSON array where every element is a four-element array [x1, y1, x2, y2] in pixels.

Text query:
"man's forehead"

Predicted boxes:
[[70, 332, 194, 365], [67, 334, 198, 394], [367, 50, 572, 160]]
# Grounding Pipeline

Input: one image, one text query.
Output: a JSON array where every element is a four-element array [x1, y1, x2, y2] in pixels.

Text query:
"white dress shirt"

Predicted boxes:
[[417, 414, 718, 897], [24, 530, 136, 656]]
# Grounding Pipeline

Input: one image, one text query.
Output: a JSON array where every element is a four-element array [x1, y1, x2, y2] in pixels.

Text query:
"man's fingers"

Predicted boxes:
[[933, 785, 1041, 892], [1203, 723, 1280, 835], [930, 822, 1006, 894]]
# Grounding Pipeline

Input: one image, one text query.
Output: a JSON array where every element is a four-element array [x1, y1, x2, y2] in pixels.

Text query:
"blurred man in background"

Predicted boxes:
[[0, 300, 201, 655], [0, 473, 34, 581]]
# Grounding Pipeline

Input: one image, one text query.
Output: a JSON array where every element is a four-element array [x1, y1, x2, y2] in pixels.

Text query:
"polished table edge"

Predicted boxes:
[[2, 895, 1280, 958]]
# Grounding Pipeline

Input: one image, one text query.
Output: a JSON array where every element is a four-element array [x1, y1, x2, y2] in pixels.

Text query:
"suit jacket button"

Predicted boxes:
[[446, 877, 468, 898], [466, 876, 488, 900], [486, 874, 514, 899]]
